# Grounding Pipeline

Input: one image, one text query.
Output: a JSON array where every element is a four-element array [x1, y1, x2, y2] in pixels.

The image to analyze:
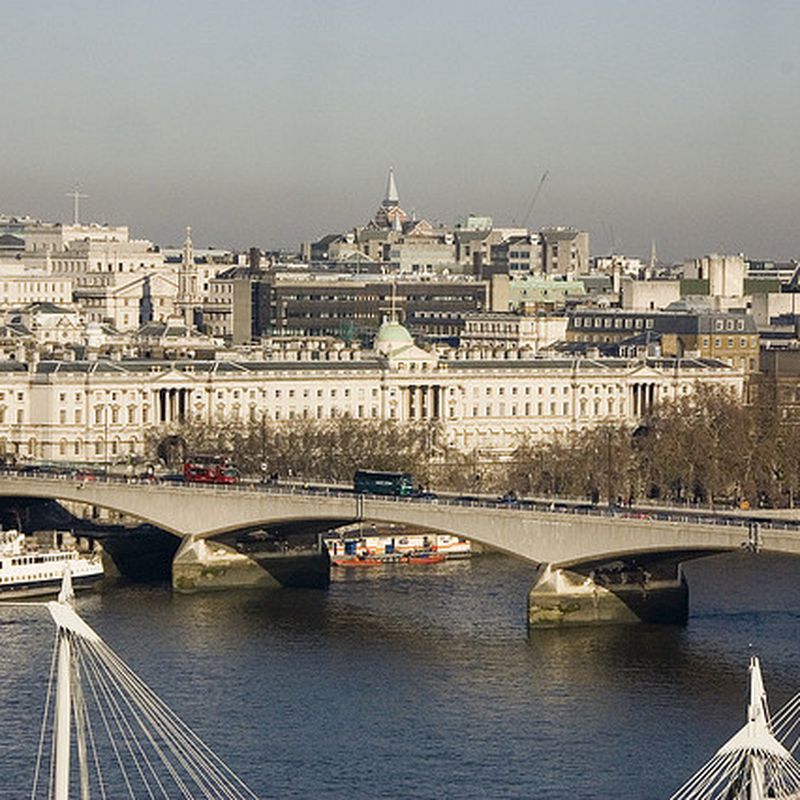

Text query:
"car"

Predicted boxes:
[[414, 490, 438, 501], [498, 491, 520, 506]]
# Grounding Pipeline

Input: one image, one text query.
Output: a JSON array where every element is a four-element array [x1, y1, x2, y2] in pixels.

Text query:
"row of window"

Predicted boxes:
[[574, 317, 655, 330], [468, 399, 623, 418]]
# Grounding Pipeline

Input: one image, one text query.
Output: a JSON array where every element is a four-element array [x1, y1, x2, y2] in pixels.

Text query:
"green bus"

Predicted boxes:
[[353, 470, 414, 497]]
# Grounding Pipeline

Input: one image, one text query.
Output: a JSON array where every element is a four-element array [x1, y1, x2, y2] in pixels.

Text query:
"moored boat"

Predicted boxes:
[[0, 530, 103, 599], [403, 553, 447, 565], [326, 531, 471, 567], [331, 556, 385, 567]]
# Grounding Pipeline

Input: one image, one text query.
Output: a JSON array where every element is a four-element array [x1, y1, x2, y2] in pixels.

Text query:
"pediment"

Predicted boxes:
[[626, 363, 664, 379], [147, 369, 198, 385]]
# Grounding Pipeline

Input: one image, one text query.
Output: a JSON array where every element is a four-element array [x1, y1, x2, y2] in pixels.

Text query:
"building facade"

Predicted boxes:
[[566, 309, 760, 372], [0, 320, 743, 465]]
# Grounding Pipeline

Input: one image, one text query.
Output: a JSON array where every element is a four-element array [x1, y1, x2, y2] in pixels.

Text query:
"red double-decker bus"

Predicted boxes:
[[183, 454, 239, 484]]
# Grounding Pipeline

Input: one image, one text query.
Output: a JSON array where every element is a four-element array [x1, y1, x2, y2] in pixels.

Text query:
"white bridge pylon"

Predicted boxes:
[[20, 567, 260, 800], [670, 657, 800, 799]]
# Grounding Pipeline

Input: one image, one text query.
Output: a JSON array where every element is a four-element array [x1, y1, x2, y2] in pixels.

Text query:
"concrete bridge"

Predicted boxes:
[[3, 472, 800, 628]]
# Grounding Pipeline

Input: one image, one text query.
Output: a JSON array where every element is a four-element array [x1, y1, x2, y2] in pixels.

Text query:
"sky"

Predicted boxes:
[[2, 0, 800, 262]]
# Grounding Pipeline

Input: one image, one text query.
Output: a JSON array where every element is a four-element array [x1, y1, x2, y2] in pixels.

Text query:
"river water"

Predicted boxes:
[[2, 551, 800, 799]]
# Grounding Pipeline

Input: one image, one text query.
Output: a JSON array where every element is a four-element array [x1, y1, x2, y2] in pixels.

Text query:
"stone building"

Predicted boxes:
[[566, 308, 760, 372], [0, 320, 743, 465]]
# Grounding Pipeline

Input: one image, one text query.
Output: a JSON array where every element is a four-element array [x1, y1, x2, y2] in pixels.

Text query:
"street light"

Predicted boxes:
[[104, 405, 109, 477]]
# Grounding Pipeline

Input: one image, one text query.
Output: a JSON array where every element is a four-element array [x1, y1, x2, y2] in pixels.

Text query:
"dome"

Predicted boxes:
[[373, 319, 414, 355]]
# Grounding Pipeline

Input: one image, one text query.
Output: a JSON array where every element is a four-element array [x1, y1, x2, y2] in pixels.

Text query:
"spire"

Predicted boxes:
[[183, 226, 193, 269], [179, 226, 196, 313], [383, 167, 399, 208]]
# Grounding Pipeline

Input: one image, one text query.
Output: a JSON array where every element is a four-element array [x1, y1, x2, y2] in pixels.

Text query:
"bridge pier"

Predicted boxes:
[[172, 535, 330, 593], [528, 561, 689, 628]]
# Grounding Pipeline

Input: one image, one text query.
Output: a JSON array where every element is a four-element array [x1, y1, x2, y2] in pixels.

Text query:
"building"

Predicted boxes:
[[746, 259, 799, 285], [620, 278, 681, 311], [683, 254, 745, 299], [565, 308, 759, 372], [509, 275, 587, 311], [0, 319, 744, 465], [540, 227, 589, 278], [490, 234, 543, 275], [200, 271, 502, 344], [459, 312, 568, 354], [0, 260, 73, 306]]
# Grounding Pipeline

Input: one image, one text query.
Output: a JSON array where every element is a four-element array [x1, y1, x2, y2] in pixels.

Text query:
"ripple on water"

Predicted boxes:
[[1, 551, 799, 798]]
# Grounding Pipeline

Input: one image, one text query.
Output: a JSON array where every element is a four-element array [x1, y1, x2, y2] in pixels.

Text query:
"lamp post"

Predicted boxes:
[[260, 410, 267, 482]]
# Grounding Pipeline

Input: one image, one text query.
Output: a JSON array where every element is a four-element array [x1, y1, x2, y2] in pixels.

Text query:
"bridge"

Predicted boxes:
[[3, 471, 800, 628]]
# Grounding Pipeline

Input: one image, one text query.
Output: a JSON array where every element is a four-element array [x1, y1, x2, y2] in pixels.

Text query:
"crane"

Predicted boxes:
[[520, 170, 549, 229]]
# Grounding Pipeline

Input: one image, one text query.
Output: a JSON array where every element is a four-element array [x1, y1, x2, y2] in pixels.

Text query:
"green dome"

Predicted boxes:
[[374, 319, 414, 354]]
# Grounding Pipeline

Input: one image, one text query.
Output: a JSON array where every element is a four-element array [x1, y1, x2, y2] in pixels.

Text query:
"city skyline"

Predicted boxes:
[[3, 1, 800, 261]]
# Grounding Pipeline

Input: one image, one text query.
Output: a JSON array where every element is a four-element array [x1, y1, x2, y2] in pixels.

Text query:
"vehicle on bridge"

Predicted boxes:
[[353, 470, 414, 497], [183, 454, 239, 485]]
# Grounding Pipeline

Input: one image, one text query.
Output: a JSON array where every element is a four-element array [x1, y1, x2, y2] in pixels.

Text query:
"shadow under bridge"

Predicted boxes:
[[2, 475, 800, 627]]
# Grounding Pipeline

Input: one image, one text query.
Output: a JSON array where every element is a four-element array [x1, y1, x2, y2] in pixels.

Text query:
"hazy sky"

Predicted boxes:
[[2, 1, 800, 261]]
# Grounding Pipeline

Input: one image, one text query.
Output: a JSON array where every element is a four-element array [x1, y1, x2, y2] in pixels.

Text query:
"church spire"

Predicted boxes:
[[178, 226, 197, 321], [383, 167, 399, 208], [183, 226, 193, 270], [646, 239, 657, 279]]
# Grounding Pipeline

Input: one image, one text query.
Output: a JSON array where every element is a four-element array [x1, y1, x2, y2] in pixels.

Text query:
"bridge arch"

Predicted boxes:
[[1, 475, 799, 627]]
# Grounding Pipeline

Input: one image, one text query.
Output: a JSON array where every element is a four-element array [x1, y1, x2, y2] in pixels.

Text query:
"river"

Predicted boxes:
[[2, 551, 800, 799]]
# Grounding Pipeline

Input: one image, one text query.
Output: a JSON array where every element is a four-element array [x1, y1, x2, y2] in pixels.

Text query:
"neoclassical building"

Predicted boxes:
[[0, 320, 743, 464]]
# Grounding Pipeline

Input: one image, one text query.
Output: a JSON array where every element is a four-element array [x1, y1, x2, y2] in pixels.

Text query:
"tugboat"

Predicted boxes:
[[0, 530, 103, 599]]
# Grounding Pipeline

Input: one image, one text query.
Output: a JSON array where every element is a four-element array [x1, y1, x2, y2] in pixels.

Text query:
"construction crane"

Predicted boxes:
[[520, 170, 549, 229]]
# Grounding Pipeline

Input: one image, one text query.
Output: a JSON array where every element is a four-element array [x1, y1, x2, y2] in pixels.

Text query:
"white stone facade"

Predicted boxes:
[[0, 345, 743, 465], [0, 262, 73, 305]]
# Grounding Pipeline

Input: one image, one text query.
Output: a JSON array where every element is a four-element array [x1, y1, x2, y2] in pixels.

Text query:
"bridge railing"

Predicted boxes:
[[0, 468, 798, 534]]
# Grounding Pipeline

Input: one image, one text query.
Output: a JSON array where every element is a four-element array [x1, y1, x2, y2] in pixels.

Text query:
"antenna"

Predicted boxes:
[[65, 183, 88, 225]]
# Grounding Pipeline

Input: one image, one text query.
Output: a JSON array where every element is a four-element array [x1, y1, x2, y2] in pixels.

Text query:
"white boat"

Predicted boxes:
[[325, 532, 472, 565], [0, 530, 103, 599]]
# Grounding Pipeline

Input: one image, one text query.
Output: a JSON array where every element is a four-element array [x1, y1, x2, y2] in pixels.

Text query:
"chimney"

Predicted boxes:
[[473, 252, 484, 279]]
